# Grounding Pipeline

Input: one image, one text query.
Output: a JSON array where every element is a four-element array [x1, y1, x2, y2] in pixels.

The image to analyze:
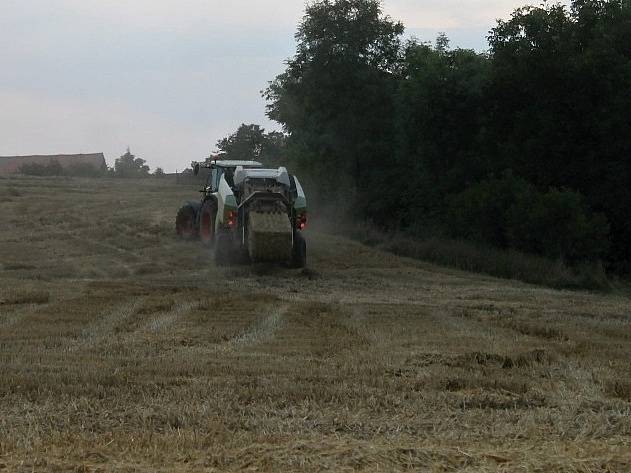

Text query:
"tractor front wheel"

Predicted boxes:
[[175, 205, 197, 240]]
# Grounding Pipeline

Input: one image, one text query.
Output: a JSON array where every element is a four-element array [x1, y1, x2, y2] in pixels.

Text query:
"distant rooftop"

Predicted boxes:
[[0, 153, 107, 175]]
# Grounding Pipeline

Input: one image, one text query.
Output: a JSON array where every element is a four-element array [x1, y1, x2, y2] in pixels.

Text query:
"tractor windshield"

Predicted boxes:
[[207, 166, 237, 190], [207, 167, 224, 191]]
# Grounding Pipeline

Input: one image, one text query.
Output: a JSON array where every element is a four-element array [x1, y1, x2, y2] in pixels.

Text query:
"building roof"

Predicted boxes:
[[0, 153, 107, 175]]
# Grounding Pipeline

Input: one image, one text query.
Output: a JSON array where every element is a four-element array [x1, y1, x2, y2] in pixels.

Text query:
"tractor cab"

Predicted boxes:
[[195, 160, 263, 193]]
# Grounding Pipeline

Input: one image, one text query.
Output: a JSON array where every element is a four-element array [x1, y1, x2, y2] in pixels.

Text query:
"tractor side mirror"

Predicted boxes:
[[193, 163, 200, 176]]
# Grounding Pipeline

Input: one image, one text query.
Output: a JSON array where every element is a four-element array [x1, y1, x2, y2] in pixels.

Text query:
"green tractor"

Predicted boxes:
[[175, 160, 307, 267]]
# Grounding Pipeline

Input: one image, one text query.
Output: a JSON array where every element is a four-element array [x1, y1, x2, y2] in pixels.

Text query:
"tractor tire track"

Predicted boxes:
[[0, 302, 51, 329], [145, 300, 200, 333], [172, 305, 289, 358], [69, 298, 145, 351]]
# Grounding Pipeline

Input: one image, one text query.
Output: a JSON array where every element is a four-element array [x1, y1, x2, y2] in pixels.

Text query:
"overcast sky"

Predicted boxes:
[[1, 0, 543, 172]]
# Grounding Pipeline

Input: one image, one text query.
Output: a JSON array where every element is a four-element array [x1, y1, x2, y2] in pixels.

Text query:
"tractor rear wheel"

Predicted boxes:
[[175, 205, 197, 240], [290, 232, 307, 268], [199, 201, 217, 247]]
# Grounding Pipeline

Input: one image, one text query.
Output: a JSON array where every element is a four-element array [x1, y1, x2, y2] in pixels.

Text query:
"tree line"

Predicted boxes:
[[253, 0, 631, 273]]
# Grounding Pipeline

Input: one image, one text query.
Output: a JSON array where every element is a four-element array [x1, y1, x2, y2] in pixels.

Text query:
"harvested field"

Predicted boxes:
[[1, 176, 630, 472]]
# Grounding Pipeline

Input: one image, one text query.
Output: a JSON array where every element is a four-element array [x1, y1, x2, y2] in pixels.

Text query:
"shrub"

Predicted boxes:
[[65, 162, 106, 177], [342, 221, 610, 290], [448, 172, 533, 248], [380, 236, 609, 291], [19, 160, 105, 177], [507, 188, 610, 263], [448, 173, 610, 263]]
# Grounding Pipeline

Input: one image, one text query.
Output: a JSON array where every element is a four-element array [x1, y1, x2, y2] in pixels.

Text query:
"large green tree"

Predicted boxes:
[[113, 148, 150, 178], [264, 0, 404, 208], [394, 37, 490, 230], [212, 124, 288, 167], [487, 0, 631, 270], [216, 124, 265, 162], [262, 0, 631, 271]]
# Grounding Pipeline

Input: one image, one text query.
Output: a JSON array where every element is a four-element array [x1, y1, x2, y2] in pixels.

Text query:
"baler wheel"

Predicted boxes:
[[291, 232, 307, 268], [215, 232, 232, 266]]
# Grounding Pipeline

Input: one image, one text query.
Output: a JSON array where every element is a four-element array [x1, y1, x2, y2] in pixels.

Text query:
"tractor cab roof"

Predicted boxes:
[[213, 160, 262, 169]]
